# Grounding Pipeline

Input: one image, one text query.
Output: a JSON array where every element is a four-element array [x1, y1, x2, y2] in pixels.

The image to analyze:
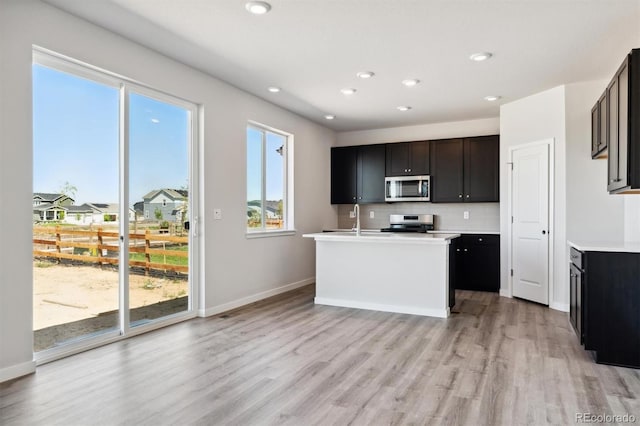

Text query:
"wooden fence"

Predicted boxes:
[[33, 226, 188, 274]]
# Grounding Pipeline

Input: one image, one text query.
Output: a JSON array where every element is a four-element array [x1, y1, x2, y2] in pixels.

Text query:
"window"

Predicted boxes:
[[246, 124, 292, 233]]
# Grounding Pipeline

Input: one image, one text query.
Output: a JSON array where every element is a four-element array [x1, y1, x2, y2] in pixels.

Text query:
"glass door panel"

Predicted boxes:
[[32, 64, 120, 351], [127, 92, 190, 326]]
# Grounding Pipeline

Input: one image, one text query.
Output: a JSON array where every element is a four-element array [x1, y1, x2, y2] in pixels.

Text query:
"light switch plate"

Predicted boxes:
[[349, 211, 356, 218], [369, 211, 375, 219], [214, 208, 222, 220]]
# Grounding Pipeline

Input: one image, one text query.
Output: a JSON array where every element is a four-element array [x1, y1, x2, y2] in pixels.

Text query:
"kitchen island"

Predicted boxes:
[[303, 232, 460, 318]]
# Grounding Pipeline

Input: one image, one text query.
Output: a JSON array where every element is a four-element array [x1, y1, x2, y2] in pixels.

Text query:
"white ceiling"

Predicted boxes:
[[45, 0, 640, 132]]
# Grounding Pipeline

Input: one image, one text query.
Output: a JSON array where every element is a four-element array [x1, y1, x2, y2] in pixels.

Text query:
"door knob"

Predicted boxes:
[[542, 230, 546, 235]]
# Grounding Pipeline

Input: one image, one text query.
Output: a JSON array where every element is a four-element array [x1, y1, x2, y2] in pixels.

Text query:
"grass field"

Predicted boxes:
[[129, 245, 188, 266]]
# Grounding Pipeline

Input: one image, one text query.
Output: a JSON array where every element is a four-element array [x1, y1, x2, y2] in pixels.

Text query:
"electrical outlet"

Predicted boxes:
[[349, 211, 356, 218], [463, 211, 470, 220], [369, 211, 375, 219], [214, 208, 222, 220]]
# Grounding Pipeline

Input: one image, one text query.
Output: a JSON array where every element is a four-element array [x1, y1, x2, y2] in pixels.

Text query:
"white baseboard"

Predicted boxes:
[[0, 360, 36, 383], [499, 289, 512, 298], [198, 277, 315, 317], [314, 297, 450, 318], [550, 301, 569, 312]]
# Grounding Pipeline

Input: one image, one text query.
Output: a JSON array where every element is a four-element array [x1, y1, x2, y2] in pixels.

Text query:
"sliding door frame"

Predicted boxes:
[[33, 47, 200, 365]]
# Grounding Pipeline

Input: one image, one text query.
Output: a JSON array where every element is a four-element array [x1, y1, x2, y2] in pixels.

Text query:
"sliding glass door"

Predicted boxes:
[[32, 50, 197, 357], [127, 91, 191, 326]]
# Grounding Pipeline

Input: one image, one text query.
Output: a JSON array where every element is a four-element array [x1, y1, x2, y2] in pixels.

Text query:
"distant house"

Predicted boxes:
[[64, 203, 135, 225], [133, 201, 145, 219], [247, 200, 282, 221], [142, 189, 188, 222], [33, 193, 74, 222]]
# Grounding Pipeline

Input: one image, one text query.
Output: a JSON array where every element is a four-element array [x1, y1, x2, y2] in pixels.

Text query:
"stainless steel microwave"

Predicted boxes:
[[385, 175, 430, 202]]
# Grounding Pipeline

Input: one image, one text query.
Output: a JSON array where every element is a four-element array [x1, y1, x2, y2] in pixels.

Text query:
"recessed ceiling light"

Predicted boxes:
[[340, 88, 357, 95], [245, 1, 271, 14], [402, 79, 420, 87], [356, 71, 375, 79], [469, 52, 493, 62], [267, 86, 280, 93], [324, 115, 336, 120], [484, 95, 501, 102], [397, 106, 412, 111]]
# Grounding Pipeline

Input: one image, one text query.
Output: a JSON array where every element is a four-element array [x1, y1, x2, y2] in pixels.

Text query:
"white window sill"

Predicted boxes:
[[245, 229, 297, 239]]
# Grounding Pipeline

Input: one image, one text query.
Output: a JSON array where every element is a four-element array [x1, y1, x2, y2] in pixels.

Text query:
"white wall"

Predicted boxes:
[[336, 117, 499, 146], [0, 0, 336, 382], [565, 81, 625, 243], [499, 86, 568, 311]]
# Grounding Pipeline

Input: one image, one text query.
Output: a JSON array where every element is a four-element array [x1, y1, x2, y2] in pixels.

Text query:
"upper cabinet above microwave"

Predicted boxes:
[[385, 141, 430, 176]]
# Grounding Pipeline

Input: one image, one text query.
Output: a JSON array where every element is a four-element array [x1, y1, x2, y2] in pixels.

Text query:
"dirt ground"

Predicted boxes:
[[33, 261, 188, 330]]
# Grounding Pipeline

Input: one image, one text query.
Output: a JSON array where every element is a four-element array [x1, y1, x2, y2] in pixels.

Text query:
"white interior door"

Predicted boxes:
[[511, 143, 550, 305]]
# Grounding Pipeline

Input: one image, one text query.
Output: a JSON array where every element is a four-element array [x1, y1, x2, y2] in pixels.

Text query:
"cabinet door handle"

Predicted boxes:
[[466, 194, 470, 198], [478, 238, 483, 242], [408, 168, 411, 172], [456, 248, 460, 252], [463, 248, 468, 252]]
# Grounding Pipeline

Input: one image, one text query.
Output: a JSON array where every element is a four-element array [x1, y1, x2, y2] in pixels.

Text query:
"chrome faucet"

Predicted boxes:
[[352, 203, 361, 236]]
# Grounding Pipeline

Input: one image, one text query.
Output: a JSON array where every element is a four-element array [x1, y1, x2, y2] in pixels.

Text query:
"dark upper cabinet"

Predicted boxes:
[[431, 136, 499, 203], [452, 234, 500, 292], [591, 103, 599, 157], [386, 141, 430, 176], [595, 48, 640, 193], [330, 144, 385, 204], [607, 51, 640, 193], [430, 138, 464, 202], [591, 92, 608, 159], [357, 144, 386, 203], [331, 146, 358, 204], [464, 136, 499, 202]]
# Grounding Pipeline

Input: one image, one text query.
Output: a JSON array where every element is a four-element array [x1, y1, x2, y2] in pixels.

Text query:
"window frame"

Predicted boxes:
[[246, 122, 295, 237]]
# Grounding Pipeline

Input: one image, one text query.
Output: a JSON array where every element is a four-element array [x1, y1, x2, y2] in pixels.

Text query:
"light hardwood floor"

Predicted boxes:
[[1, 285, 639, 425]]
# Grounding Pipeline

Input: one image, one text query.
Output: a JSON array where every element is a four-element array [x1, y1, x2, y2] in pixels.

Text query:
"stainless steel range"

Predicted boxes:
[[380, 214, 434, 233]]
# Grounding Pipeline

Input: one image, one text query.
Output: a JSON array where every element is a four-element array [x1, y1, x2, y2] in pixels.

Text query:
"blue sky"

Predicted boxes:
[[32, 64, 189, 206], [246, 127, 285, 202]]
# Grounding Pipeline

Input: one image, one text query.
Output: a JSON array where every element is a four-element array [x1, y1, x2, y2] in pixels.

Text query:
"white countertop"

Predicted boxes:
[[324, 228, 499, 235], [304, 232, 460, 244], [568, 240, 640, 253], [434, 230, 500, 235]]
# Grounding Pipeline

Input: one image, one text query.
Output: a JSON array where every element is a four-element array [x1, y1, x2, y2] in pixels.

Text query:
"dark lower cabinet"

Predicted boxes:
[[448, 238, 459, 309], [571, 248, 640, 369], [452, 234, 500, 292], [569, 261, 583, 343]]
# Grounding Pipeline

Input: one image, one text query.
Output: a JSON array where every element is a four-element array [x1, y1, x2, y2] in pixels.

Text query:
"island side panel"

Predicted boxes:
[[314, 239, 450, 317]]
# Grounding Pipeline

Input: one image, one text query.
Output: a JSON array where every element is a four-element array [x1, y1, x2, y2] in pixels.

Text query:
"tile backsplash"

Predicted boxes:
[[337, 202, 500, 231]]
